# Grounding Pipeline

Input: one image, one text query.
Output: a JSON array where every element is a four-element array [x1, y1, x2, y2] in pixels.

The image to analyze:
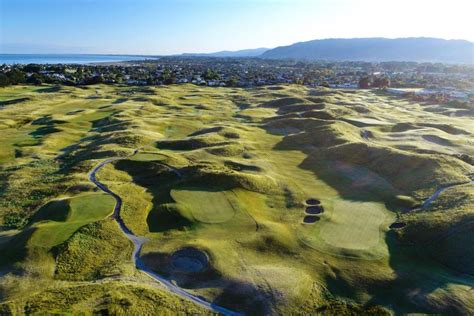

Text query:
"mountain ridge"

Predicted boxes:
[[260, 37, 474, 63], [180, 47, 269, 58]]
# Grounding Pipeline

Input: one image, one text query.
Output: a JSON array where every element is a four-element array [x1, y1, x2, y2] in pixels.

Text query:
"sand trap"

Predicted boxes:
[[303, 215, 320, 224], [389, 222, 406, 229], [305, 198, 321, 205], [305, 206, 324, 214], [170, 247, 209, 273]]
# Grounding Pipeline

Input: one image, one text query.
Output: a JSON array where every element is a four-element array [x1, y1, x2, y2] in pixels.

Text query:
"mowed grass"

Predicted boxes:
[[29, 193, 115, 248], [171, 188, 238, 223], [320, 201, 389, 250], [298, 200, 391, 259]]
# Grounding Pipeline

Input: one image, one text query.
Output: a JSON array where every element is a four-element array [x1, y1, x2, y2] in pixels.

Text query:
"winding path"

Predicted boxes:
[[421, 180, 474, 209], [88, 151, 241, 316]]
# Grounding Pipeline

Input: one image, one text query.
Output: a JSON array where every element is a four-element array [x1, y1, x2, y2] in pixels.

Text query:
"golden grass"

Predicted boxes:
[[0, 84, 472, 315]]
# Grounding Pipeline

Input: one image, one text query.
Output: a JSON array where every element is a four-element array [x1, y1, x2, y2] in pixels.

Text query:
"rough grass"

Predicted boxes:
[[55, 219, 134, 280], [0, 281, 214, 315]]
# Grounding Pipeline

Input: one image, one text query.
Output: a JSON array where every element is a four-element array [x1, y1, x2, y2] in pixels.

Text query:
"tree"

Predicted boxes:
[[23, 64, 41, 73], [83, 75, 104, 85], [0, 74, 9, 87], [7, 69, 26, 84], [26, 73, 43, 85], [226, 76, 239, 87], [203, 68, 219, 80]]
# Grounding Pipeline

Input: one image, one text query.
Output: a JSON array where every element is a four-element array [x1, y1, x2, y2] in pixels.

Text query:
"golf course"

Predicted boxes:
[[0, 83, 473, 314]]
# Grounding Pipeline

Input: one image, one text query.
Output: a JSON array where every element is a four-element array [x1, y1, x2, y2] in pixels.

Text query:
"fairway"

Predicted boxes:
[[171, 188, 238, 223], [29, 193, 116, 247]]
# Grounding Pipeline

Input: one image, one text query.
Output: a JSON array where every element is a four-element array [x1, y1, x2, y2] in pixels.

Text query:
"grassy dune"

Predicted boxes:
[[0, 84, 473, 314]]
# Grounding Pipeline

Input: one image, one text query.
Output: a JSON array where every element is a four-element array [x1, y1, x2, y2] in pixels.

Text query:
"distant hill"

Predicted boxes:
[[260, 38, 474, 64], [181, 47, 269, 58]]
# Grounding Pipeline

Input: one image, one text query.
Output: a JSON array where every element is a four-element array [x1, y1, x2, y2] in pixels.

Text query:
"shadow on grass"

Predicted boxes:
[[36, 86, 62, 93], [29, 126, 61, 138], [112, 159, 188, 233], [141, 250, 273, 315], [362, 231, 474, 314], [0, 97, 30, 107], [113, 98, 128, 104], [30, 199, 71, 223], [0, 227, 37, 270]]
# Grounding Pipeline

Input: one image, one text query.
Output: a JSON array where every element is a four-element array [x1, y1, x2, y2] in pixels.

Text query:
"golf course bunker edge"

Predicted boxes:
[[305, 205, 324, 215], [170, 247, 209, 273], [305, 198, 321, 205], [303, 215, 320, 224], [389, 222, 407, 229]]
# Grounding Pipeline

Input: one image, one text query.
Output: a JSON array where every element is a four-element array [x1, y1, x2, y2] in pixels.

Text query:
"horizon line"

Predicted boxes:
[[2, 36, 472, 56]]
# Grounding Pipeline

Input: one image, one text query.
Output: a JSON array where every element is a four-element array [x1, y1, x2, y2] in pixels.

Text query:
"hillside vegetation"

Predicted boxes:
[[0, 84, 473, 314], [261, 37, 474, 63]]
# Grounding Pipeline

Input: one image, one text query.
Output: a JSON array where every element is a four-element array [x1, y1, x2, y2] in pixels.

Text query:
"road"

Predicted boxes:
[[88, 151, 241, 316]]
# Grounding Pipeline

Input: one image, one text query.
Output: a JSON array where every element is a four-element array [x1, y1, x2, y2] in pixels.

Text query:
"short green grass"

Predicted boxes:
[[28, 193, 115, 248], [298, 200, 391, 259], [171, 188, 238, 223]]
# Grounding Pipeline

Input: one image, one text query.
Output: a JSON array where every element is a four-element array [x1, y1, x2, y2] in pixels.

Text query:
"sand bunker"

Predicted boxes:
[[305, 206, 324, 215], [389, 222, 406, 229], [305, 198, 321, 205], [303, 216, 320, 224], [170, 247, 209, 273]]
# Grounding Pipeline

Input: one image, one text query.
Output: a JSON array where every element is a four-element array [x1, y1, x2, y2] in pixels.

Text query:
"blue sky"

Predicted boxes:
[[1, 0, 473, 54]]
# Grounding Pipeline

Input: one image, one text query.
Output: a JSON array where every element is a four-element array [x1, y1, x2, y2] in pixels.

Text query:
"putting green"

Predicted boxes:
[[298, 200, 392, 259], [320, 201, 388, 249], [171, 189, 238, 223]]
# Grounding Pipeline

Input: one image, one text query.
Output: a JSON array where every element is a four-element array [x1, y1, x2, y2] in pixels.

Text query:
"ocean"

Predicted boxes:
[[0, 54, 158, 65]]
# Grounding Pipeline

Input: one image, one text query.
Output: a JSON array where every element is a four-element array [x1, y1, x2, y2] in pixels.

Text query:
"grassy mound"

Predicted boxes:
[[261, 97, 308, 108], [397, 185, 474, 275], [189, 126, 241, 139], [224, 160, 262, 172], [271, 120, 359, 147], [277, 102, 326, 114], [434, 221, 474, 274], [55, 219, 133, 280], [0, 282, 211, 315], [206, 144, 246, 157], [185, 167, 279, 194], [309, 142, 471, 194], [301, 110, 336, 120]]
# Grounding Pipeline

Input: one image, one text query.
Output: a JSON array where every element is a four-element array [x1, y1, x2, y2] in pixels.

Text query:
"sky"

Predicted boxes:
[[1, 0, 473, 55]]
